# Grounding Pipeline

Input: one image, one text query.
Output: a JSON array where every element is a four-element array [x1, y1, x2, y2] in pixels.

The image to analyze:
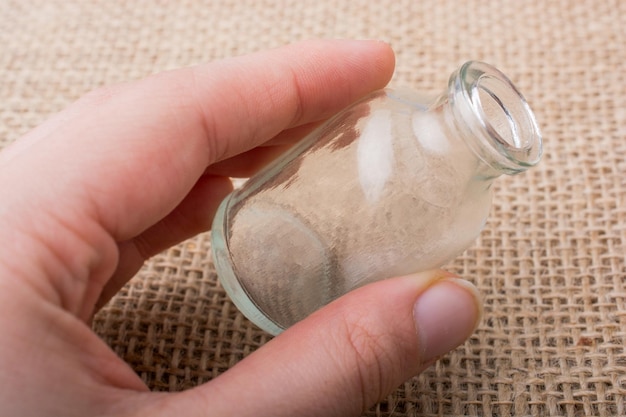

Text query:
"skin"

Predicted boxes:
[[0, 40, 482, 417]]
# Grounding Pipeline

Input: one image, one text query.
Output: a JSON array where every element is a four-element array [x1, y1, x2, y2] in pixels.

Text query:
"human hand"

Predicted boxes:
[[0, 40, 481, 417]]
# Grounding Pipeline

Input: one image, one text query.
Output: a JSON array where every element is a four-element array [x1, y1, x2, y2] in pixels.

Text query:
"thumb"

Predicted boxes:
[[142, 270, 482, 417]]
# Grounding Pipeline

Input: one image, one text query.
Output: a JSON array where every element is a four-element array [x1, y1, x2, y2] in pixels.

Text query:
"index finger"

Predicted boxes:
[[0, 40, 395, 317], [1, 40, 395, 240]]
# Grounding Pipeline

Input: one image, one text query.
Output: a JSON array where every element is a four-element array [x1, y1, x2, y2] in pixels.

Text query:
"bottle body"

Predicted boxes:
[[211, 62, 542, 335]]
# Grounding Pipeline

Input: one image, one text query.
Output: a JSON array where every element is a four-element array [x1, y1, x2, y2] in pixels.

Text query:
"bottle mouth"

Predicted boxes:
[[450, 61, 543, 174]]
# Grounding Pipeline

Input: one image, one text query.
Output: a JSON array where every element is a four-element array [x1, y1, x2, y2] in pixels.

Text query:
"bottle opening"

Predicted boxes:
[[476, 79, 521, 148], [450, 61, 542, 174]]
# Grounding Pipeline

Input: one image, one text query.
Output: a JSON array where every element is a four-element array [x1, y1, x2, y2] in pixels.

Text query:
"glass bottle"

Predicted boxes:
[[211, 61, 542, 335]]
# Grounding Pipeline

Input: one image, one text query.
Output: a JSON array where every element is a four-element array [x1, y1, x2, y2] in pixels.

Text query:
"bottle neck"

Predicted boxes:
[[443, 61, 542, 178]]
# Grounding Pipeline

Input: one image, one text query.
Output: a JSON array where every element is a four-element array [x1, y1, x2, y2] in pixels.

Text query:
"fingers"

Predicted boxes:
[[142, 271, 481, 417], [92, 175, 233, 314], [2, 40, 395, 241], [0, 39, 394, 316], [259, 119, 327, 147], [205, 144, 293, 178], [206, 120, 327, 177]]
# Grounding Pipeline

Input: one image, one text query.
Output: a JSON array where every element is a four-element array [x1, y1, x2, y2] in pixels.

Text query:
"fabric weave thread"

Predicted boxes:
[[1, 1, 625, 416]]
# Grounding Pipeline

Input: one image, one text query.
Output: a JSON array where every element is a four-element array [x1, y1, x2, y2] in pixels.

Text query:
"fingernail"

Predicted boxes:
[[413, 278, 482, 363]]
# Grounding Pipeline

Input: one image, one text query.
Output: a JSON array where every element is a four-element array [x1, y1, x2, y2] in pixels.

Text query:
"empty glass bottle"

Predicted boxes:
[[211, 61, 542, 335]]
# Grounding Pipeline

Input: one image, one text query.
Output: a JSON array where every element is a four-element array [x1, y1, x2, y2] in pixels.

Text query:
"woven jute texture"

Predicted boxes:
[[2, 1, 625, 416]]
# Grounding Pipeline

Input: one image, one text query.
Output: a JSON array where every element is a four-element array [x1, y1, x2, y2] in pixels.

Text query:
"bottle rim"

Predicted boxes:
[[450, 61, 543, 174]]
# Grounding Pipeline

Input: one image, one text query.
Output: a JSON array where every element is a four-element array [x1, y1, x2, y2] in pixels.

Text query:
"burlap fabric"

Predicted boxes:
[[1, 1, 625, 416]]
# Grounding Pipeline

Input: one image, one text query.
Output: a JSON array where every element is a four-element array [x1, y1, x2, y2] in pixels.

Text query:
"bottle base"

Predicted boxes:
[[210, 194, 285, 336]]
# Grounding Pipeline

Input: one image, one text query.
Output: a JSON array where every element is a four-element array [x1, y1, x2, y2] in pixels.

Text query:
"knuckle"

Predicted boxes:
[[333, 310, 397, 411], [78, 84, 125, 108]]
